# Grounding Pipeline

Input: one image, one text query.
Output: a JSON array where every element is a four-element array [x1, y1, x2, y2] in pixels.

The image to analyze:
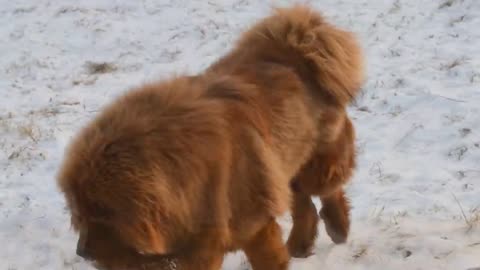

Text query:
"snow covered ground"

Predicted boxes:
[[1, 0, 479, 269]]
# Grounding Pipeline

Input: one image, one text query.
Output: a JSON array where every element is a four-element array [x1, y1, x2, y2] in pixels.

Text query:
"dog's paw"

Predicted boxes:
[[320, 210, 348, 244], [287, 238, 315, 258]]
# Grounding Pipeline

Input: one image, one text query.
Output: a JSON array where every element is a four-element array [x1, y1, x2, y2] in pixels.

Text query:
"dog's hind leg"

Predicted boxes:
[[286, 186, 319, 258], [287, 145, 353, 249], [319, 188, 350, 244]]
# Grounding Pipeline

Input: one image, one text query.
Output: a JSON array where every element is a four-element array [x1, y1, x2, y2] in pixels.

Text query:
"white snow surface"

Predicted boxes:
[[1, 0, 479, 269]]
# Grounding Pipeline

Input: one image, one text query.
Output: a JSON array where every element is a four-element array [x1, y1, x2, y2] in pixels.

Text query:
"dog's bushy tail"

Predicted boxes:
[[237, 5, 365, 105]]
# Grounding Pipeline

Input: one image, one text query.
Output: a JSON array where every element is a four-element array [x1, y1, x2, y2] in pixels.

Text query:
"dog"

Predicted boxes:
[[57, 5, 364, 270]]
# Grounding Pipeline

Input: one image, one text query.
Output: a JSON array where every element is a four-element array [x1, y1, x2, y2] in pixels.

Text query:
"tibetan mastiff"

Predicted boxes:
[[57, 5, 364, 270]]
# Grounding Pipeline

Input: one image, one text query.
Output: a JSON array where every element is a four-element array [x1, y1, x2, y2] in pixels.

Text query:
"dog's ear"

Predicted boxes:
[[117, 215, 171, 256], [138, 220, 169, 255]]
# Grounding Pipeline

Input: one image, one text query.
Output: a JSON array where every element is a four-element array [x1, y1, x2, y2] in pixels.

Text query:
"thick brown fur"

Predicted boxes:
[[57, 5, 364, 270]]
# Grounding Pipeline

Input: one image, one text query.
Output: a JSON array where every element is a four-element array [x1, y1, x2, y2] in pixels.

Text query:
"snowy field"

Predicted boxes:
[[1, 0, 479, 269]]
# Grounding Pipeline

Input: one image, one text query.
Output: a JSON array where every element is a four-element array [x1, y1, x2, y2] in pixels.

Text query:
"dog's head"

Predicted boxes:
[[57, 117, 187, 269], [56, 78, 227, 269]]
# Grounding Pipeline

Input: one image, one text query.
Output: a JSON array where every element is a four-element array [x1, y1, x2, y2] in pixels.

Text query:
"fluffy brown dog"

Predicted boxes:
[[57, 5, 363, 270]]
